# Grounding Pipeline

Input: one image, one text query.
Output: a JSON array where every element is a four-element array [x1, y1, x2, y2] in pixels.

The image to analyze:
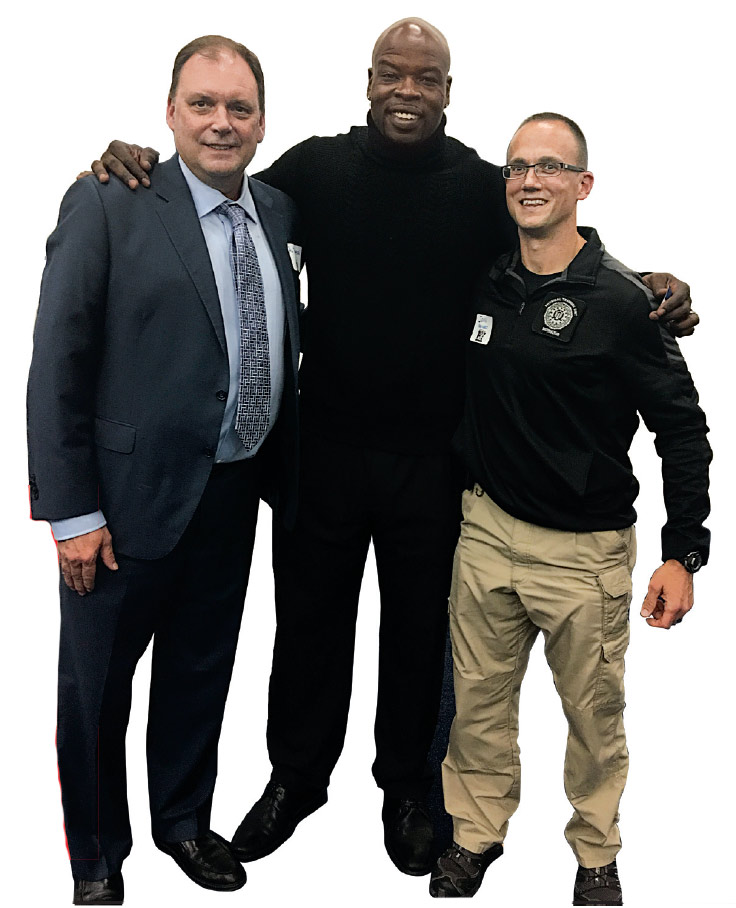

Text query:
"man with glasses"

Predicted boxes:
[[430, 112, 711, 903]]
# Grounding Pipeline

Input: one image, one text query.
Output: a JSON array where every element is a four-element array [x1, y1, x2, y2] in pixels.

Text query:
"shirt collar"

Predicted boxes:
[[490, 227, 604, 290], [178, 156, 258, 223]]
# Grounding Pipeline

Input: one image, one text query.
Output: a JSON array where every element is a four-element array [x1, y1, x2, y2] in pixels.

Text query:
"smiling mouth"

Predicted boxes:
[[390, 110, 420, 122], [520, 199, 547, 207], [206, 143, 238, 150]]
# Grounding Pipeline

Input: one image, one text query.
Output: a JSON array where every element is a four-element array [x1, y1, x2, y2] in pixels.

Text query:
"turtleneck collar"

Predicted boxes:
[[355, 111, 450, 170]]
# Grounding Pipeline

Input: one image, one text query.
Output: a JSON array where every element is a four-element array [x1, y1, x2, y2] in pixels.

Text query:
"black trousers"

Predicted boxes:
[[267, 428, 462, 800], [57, 461, 260, 881]]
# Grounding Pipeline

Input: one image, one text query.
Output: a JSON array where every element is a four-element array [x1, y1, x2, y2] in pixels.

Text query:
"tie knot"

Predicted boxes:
[[215, 200, 247, 228]]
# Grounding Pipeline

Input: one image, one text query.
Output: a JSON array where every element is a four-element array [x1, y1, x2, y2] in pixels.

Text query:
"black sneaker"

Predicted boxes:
[[429, 841, 503, 898], [573, 859, 622, 906]]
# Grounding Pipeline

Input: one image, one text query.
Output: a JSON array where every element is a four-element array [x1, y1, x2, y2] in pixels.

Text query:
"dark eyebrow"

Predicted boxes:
[[185, 93, 216, 105], [376, 56, 443, 77], [508, 156, 561, 165]]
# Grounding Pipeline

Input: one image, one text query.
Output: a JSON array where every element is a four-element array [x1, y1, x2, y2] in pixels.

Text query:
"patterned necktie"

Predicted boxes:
[[215, 200, 271, 450]]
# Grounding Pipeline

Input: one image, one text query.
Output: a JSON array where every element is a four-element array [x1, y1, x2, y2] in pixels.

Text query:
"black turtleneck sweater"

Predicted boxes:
[[256, 116, 516, 454]]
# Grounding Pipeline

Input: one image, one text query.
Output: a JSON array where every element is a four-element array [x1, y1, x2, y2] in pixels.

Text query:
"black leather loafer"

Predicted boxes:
[[231, 781, 328, 862], [382, 797, 435, 876], [73, 872, 124, 905], [573, 859, 622, 906], [429, 841, 503, 897], [155, 830, 246, 891]]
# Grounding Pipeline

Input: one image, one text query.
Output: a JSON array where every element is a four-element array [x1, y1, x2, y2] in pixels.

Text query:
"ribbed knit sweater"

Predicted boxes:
[[257, 115, 516, 453]]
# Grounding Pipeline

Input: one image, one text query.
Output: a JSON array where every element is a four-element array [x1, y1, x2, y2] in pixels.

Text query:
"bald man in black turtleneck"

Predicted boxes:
[[232, 21, 515, 877]]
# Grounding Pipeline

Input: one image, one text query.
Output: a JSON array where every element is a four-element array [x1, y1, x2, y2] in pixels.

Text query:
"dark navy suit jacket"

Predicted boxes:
[[27, 155, 301, 559]]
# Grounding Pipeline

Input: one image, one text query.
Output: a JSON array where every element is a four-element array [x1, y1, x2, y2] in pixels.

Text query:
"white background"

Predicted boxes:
[[1, 1, 733, 906]]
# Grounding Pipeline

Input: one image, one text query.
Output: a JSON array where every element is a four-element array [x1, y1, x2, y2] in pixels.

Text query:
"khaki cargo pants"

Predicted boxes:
[[442, 488, 636, 868]]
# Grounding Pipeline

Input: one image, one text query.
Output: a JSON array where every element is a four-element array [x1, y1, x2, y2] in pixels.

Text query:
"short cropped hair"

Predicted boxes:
[[169, 35, 265, 114], [516, 112, 588, 169]]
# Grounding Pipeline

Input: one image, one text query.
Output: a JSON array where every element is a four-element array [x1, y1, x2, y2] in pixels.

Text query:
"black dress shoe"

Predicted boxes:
[[231, 781, 328, 862], [155, 830, 246, 891], [429, 842, 503, 897], [73, 872, 124, 905], [382, 797, 435, 876], [573, 859, 622, 906]]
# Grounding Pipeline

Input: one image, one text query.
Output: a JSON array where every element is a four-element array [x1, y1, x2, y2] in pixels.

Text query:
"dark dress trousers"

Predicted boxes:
[[27, 156, 300, 880], [254, 122, 515, 832]]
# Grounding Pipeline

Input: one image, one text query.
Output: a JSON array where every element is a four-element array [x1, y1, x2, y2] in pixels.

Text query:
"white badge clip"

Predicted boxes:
[[470, 314, 493, 345], [287, 243, 302, 272]]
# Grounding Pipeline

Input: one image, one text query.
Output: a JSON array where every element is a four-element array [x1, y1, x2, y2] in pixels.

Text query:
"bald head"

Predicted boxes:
[[371, 18, 451, 71], [367, 18, 452, 146]]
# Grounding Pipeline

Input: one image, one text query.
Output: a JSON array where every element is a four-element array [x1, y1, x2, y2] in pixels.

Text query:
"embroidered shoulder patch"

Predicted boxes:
[[532, 294, 586, 342]]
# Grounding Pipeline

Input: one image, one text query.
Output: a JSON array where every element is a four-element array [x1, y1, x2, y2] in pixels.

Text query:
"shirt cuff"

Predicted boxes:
[[51, 511, 107, 541]]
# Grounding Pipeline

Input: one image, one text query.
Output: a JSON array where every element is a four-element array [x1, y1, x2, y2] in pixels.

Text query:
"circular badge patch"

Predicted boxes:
[[544, 298, 574, 331]]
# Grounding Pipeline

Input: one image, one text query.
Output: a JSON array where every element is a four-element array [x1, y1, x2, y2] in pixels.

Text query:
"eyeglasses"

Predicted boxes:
[[502, 162, 586, 180]]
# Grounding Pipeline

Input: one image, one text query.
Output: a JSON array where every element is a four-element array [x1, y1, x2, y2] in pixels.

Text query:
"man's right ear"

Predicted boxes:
[[166, 98, 175, 131], [367, 68, 373, 100]]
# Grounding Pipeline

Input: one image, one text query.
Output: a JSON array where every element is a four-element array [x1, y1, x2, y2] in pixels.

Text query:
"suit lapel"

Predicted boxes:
[[153, 157, 227, 354], [249, 179, 300, 375]]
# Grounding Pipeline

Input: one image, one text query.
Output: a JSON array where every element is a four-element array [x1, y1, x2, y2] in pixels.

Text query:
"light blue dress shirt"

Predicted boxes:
[[52, 158, 285, 542]]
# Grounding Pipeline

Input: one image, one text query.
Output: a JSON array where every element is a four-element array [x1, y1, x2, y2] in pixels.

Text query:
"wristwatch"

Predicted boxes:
[[677, 551, 703, 574]]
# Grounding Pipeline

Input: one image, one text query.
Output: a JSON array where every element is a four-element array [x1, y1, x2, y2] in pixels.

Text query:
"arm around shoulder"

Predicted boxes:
[[254, 138, 313, 199]]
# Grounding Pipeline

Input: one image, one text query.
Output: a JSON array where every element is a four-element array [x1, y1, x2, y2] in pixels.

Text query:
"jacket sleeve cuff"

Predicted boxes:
[[51, 511, 107, 541]]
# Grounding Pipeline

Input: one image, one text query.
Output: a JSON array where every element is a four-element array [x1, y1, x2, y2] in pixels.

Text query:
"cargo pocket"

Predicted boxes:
[[594, 563, 631, 709]]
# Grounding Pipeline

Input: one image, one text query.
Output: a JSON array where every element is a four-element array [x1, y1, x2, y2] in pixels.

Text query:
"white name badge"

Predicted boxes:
[[470, 314, 493, 345], [287, 243, 302, 272]]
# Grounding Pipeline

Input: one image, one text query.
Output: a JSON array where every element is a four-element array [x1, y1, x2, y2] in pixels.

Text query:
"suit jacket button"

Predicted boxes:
[[216, 390, 227, 401], [204, 446, 215, 458]]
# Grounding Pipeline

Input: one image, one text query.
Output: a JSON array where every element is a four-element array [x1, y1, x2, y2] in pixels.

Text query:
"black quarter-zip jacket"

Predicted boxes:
[[459, 227, 711, 563]]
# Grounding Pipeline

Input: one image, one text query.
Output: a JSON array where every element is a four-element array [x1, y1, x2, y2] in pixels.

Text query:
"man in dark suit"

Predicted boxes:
[[27, 35, 300, 905]]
